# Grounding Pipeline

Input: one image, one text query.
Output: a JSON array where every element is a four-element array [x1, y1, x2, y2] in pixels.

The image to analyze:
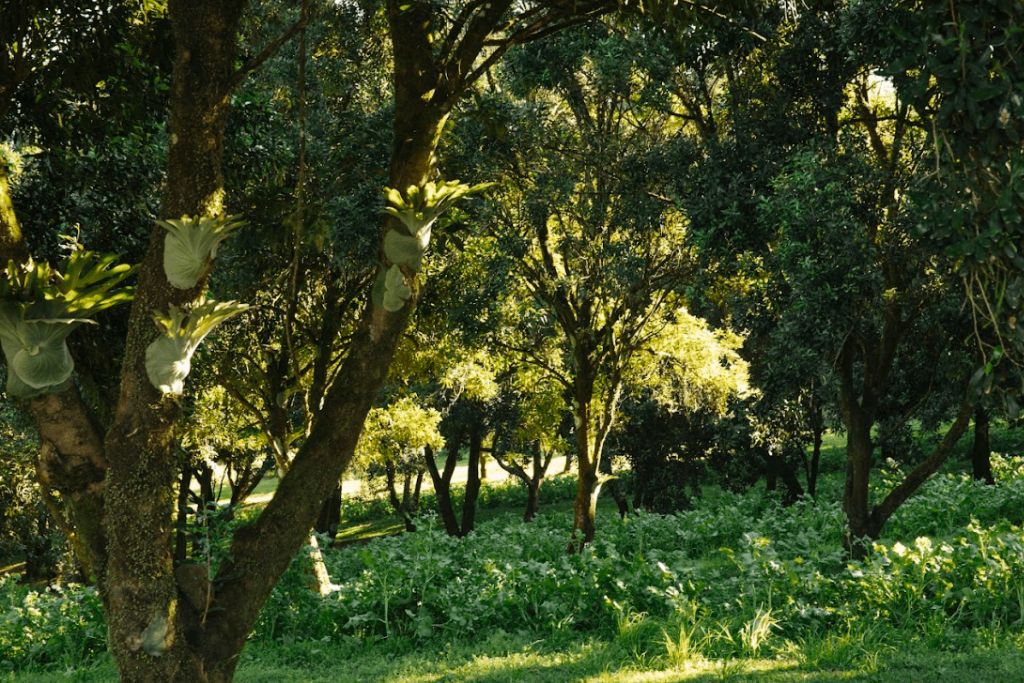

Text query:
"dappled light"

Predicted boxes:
[[2, 0, 1023, 681]]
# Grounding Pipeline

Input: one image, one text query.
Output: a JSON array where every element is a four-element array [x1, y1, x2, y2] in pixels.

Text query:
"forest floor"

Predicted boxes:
[[6, 428, 1024, 682]]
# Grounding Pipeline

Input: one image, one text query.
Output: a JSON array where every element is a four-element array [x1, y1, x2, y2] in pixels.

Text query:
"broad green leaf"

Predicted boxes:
[[383, 264, 412, 312], [157, 215, 245, 289], [12, 341, 74, 390]]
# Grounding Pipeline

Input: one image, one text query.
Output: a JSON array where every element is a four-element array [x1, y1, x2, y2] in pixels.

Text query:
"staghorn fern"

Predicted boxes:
[[157, 214, 245, 289], [145, 297, 249, 395], [375, 180, 491, 312], [0, 245, 135, 398]]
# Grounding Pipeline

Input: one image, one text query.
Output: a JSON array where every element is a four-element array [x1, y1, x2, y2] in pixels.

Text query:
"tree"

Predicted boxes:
[[490, 365, 565, 522], [856, 0, 1024, 379], [470, 23, 756, 547], [0, 1, 780, 677], [354, 396, 444, 532]]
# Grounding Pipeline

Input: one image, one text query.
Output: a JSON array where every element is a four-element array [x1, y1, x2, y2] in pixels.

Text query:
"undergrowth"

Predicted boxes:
[[4, 454, 1024, 679]]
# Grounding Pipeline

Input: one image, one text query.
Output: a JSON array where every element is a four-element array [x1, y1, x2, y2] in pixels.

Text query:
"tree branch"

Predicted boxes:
[[224, 12, 309, 97]]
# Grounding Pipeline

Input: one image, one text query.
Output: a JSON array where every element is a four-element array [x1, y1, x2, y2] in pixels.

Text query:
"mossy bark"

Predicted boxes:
[[101, 1, 245, 679], [0, 164, 27, 264], [195, 9, 452, 674]]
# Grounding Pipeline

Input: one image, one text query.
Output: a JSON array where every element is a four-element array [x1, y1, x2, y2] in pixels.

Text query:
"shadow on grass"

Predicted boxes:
[[9, 626, 1024, 683], [223, 631, 1024, 683]]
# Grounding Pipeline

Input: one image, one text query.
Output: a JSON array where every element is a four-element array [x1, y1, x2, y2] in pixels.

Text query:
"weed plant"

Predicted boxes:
[[4, 453, 1024, 678]]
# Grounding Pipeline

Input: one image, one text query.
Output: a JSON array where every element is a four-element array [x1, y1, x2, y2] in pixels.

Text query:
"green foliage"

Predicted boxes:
[[144, 296, 248, 395], [862, 0, 1024, 371], [631, 307, 750, 415], [156, 214, 245, 290], [0, 577, 105, 672], [8, 446, 1024, 675], [0, 243, 134, 397], [375, 180, 491, 312], [262, 450, 1024, 654], [354, 396, 444, 472]]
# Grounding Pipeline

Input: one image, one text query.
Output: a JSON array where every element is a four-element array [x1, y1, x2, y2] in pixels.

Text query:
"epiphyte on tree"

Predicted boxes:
[[0, 247, 135, 398], [145, 296, 248, 395], [156, 214, 245, 289], [375, 180, 492, 312]]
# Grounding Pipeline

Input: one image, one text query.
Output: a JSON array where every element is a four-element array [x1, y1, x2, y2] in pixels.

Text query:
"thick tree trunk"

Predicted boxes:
[[971, 407, 995, 485], [101, 1, 246, 678], [842, 407, 874, 557]]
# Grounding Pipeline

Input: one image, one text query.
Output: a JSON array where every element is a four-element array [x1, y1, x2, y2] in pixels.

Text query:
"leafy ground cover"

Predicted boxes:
[[4, 435, 1024, 681]]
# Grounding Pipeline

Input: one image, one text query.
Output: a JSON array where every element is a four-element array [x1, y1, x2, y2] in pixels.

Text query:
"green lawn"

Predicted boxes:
[[12, 632, 1024, 682], [6, 428, 1024, 683]]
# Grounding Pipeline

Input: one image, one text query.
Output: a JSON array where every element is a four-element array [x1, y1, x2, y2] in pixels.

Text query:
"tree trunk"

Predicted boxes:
[[424, 443, 462, 536], [314, 484, 342, 542], [228, 455, 273, 509], [385, 462, 415, 532], [461, 427, 483, 535], [869, 400, 973, 535], [524, 481, 540, 521], [572, 460, 600, 551], [174, 466, 191, 566], [569, 354, 610, 552], [6, 0, 593, 679], [808, 418, 823, 498], [31, 391, 108, 582], [779, 453, 804, 506], [842, 407, 874, 557], [194, 462, 216, 511], [411, 469, 424, 514], [102, 2, 246, 677], [971, 406, 995, 485]]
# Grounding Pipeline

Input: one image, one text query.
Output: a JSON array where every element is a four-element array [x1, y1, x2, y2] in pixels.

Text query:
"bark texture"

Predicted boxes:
[[101, 1, 245, 678]]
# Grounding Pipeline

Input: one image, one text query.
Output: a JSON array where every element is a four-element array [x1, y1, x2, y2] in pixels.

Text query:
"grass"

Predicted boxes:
[[6, 426, 1024, 682], [11, 631, 1024, 682]]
